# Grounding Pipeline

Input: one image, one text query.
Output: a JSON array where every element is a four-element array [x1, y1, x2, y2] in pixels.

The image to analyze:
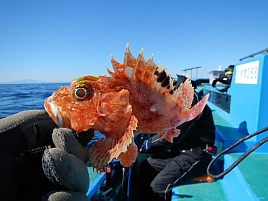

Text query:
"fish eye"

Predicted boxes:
[[73, 87, 90, 99]]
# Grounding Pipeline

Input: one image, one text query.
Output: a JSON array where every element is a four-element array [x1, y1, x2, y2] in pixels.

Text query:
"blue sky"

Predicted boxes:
[[1, 0, 268, 82]]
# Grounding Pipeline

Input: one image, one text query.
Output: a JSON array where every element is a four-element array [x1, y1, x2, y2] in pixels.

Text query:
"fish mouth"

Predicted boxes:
[[45, 101, 70, 128]]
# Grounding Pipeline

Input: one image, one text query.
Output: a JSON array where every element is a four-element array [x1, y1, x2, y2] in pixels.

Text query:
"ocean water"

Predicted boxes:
[[0, 83, 69, 118]]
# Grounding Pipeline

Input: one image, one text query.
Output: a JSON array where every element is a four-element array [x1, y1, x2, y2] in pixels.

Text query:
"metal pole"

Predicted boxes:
[[239, 48, 268, 61]]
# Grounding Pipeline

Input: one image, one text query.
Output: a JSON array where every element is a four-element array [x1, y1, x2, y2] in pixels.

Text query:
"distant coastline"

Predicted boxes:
[[0, 79, 70, 84]]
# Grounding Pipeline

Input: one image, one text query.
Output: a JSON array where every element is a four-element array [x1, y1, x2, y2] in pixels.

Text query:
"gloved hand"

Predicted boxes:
[[140, 140, 151, 153], [0, 110, 94, 201]]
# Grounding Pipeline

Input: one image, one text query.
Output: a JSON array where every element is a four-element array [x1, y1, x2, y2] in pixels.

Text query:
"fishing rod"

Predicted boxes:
[[207, 126, 268, 179]]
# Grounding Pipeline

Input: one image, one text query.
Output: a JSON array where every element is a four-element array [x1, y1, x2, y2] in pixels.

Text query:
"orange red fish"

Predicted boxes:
[[44, 44, 209, 169]]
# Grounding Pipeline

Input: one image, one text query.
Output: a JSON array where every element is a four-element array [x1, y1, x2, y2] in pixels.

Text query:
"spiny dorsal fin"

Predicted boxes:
[[108, 44, 193, 107], [135, 48, 148, 82]]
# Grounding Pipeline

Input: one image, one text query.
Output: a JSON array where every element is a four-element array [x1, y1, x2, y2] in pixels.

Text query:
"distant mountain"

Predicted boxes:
[[0, 79, 51, 84]]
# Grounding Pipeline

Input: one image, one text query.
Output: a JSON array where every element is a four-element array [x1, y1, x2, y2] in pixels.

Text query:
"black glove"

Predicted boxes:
[[0, 110, 94, 201]]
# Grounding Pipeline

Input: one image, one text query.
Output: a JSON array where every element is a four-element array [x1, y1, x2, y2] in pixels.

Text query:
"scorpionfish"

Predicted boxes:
[[44, 44, 209, 169]]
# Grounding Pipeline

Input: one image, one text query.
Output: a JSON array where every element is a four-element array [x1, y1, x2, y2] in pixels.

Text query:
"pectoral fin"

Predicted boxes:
[[89, 115, 138, 169], [117, 141, 138, 167], [89, 138, 116, 169]]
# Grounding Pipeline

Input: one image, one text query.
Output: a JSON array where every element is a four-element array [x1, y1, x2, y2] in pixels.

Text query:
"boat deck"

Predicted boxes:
[[172, 153, 268, 201], [85, 97, 268, 201], [172, 178, 227, 201], [171, 101, 268, 201], [86, 168, 106, 198]]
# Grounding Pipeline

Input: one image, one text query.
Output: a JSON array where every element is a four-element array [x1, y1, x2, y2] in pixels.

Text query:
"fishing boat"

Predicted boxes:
[[85, 48, 268, 201]]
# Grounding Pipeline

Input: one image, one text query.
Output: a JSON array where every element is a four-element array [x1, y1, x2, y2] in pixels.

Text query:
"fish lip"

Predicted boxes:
[[47, 102, 65, 127]]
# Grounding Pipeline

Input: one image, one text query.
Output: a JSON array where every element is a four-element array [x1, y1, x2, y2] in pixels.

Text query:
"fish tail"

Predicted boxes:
[[172, 79, 194, 111], [184, 93, 209, 122]]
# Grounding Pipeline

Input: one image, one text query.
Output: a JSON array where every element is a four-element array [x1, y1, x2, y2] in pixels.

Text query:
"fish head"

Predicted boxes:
[[44, 76, 101, 132], [44, 75, 132, 133]]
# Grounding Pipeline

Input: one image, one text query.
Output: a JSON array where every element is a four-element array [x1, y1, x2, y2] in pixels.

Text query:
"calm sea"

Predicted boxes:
[[0, 83, 69, 118]]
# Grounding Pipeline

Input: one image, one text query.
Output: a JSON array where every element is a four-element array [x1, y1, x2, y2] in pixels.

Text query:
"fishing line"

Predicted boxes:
[[127, 166, 132, 201], [121, 167, 125, 200], [207, 126, 268, 179]]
